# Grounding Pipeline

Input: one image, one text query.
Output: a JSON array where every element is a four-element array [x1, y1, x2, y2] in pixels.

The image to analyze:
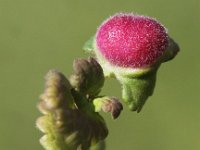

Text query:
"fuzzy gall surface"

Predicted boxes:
[[96, 13, 169, 68]]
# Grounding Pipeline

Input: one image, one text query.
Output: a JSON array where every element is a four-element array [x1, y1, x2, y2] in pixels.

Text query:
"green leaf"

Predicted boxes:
[[120, 70, 157, 112], [83, 36, 95, 52]]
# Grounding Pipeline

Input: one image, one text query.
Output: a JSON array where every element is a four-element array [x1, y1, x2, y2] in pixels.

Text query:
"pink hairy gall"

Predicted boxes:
[[96, 13, 169, 68]]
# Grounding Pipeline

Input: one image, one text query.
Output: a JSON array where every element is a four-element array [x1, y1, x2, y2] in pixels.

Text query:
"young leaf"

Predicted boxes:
[[83, 36, 95, 52]]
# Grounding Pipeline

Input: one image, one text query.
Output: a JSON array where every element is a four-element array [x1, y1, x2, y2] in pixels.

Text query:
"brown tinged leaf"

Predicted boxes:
[[161, 37, 180, 63], [38, 70, 75, 113]]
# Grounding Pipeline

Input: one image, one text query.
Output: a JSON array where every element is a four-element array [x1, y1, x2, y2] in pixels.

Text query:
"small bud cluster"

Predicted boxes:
[[37, 59, 123, 150]]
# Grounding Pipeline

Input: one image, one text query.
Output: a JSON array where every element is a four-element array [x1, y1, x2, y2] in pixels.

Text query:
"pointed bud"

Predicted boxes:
[[70, 57, 105, 98], [161, 37, 180, 62]]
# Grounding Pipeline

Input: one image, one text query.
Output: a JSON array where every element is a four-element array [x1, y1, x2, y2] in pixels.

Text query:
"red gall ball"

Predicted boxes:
[[96, 13, 169, 68]]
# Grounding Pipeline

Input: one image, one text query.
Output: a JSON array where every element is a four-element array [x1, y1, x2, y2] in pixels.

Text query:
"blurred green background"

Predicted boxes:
[[0, 0, 199, 150]]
